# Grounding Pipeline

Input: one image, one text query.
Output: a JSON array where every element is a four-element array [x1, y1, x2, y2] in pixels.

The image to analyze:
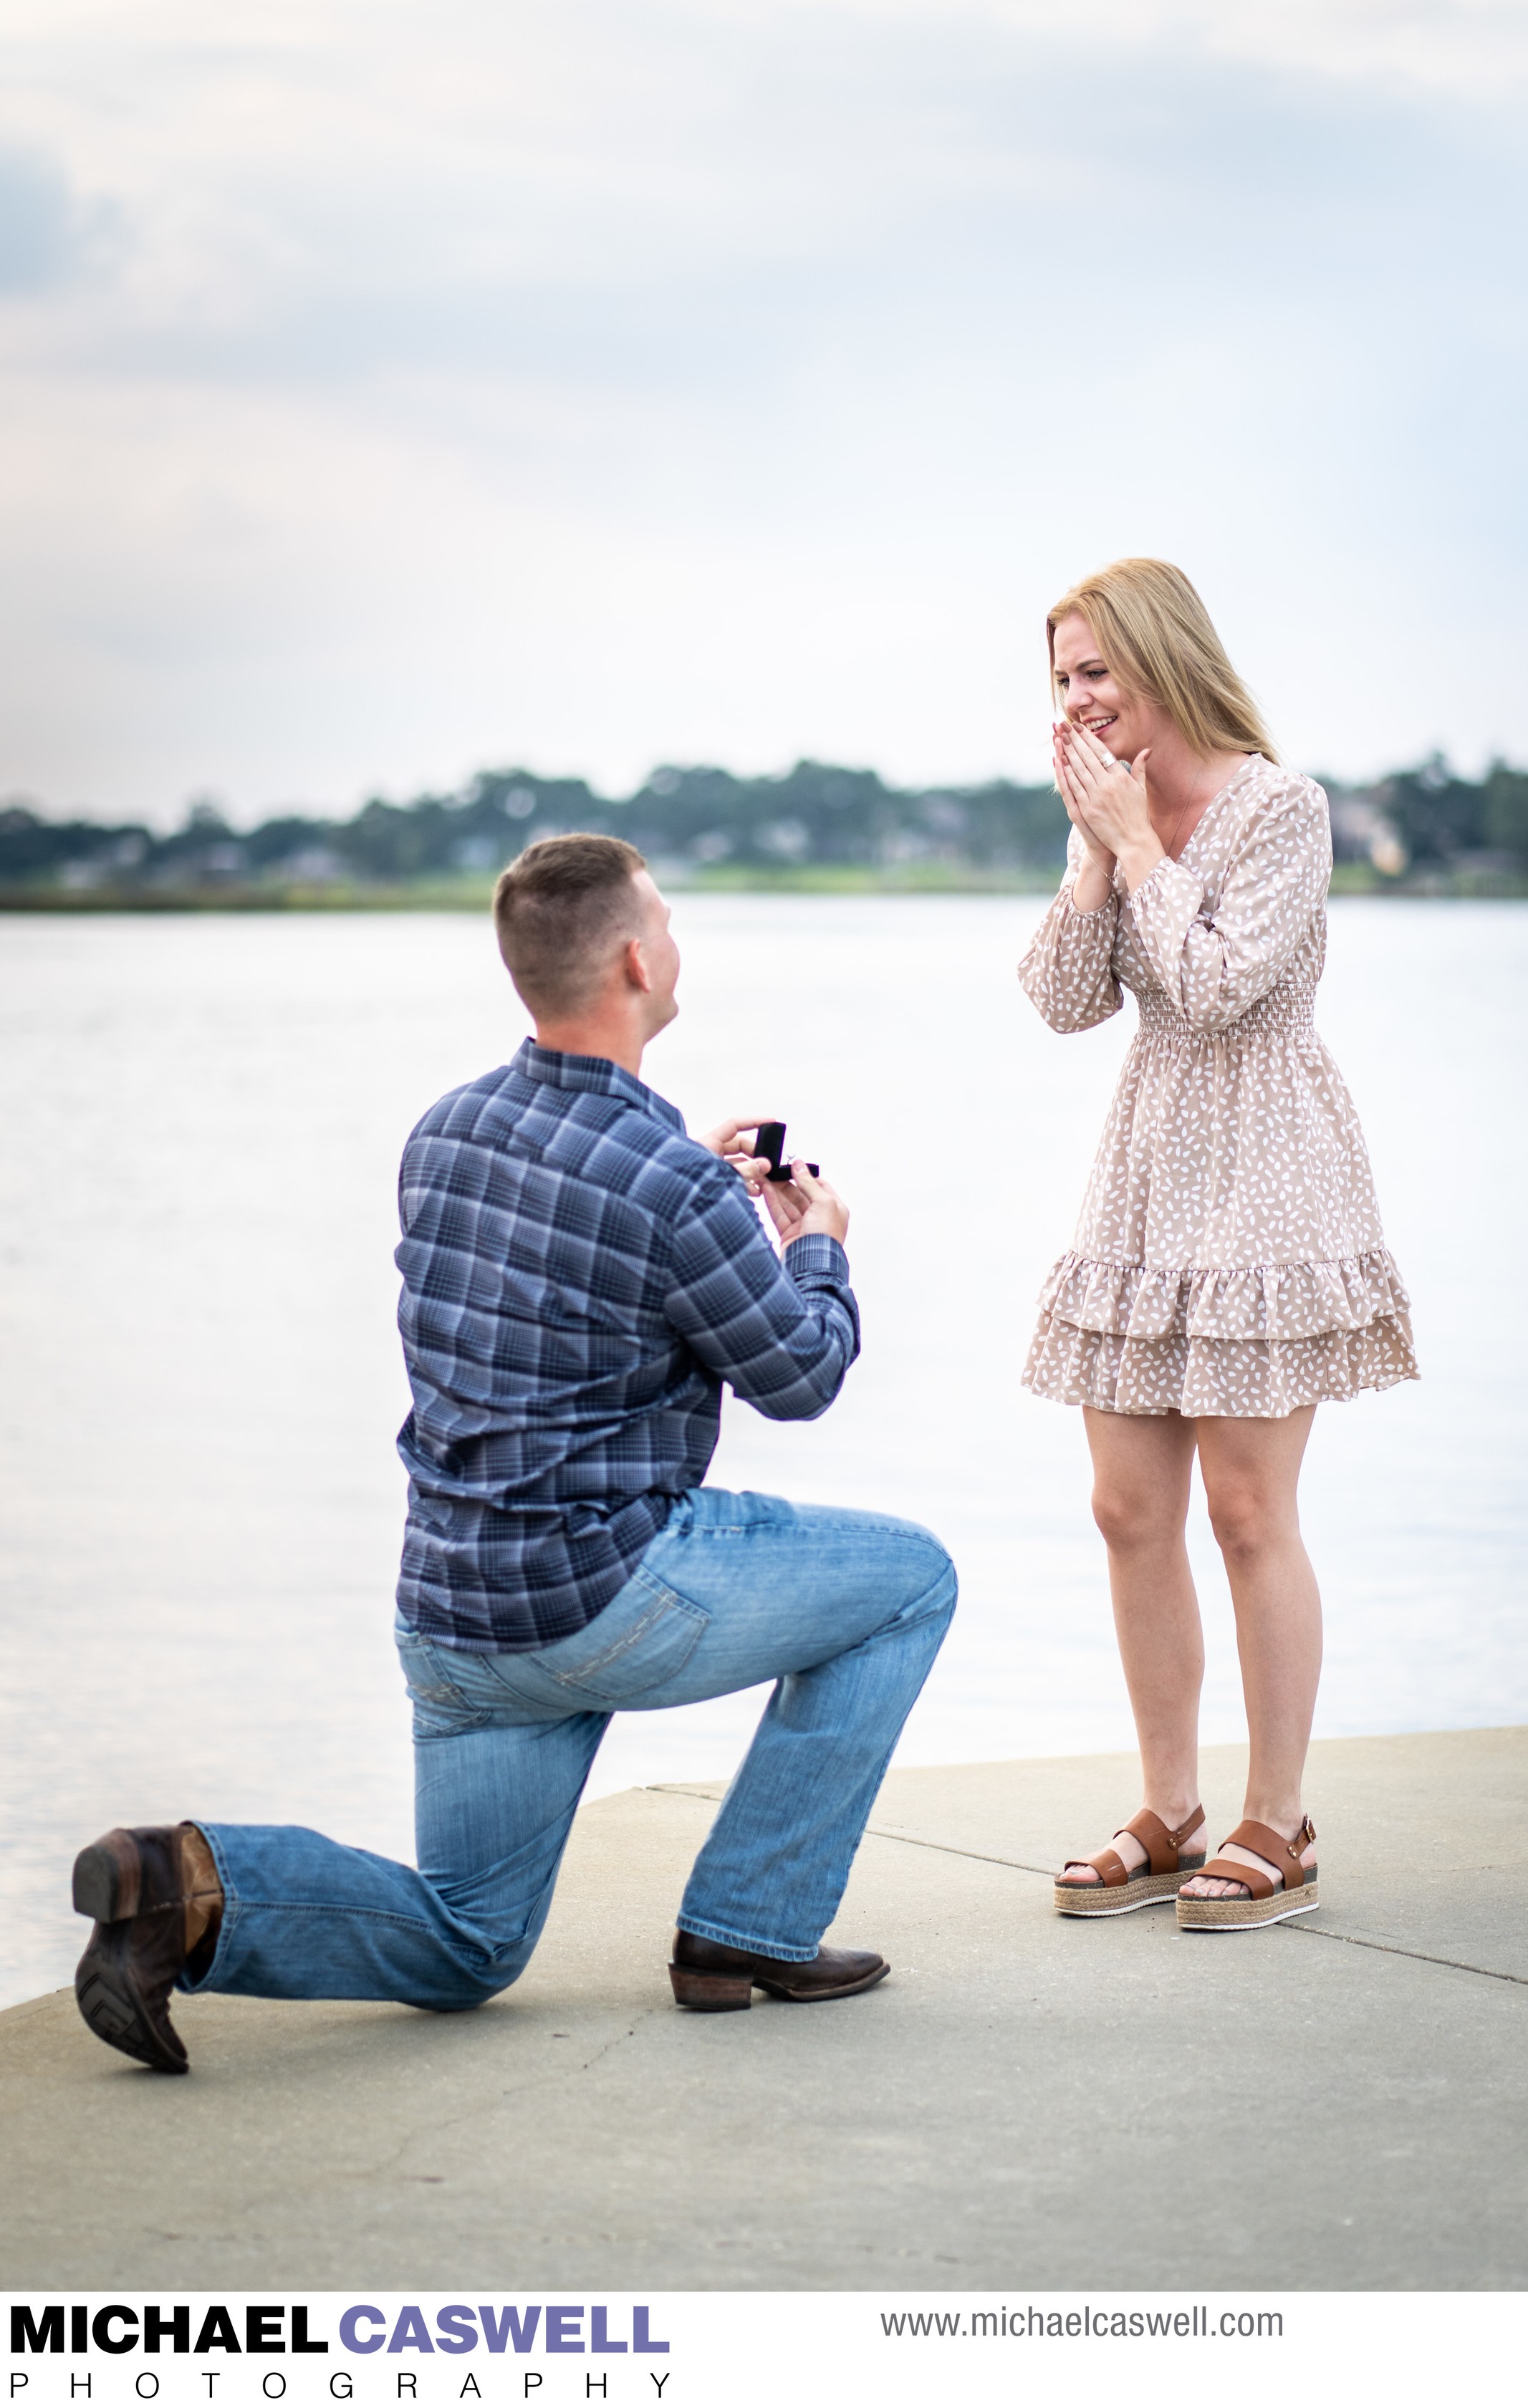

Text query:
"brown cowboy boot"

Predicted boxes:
[[668, 1927, 889, 2010], [72, 1823, 223, 2074]]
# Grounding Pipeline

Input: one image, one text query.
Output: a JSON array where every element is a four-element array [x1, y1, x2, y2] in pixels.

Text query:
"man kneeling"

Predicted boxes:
[[72, 834, 957, 2069]]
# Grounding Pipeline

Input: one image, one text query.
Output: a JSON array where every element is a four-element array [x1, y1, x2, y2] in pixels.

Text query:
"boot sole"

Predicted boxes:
[[754, 1961, 890, 2003], [75, 1925, 188, 2074]]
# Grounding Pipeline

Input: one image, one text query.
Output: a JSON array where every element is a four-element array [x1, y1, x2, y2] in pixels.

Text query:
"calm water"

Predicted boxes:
[[1, 898, 1524, 2008]]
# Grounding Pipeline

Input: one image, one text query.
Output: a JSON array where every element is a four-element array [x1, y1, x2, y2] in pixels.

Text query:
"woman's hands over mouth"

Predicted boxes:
[[1054, 719, 1165, 896]]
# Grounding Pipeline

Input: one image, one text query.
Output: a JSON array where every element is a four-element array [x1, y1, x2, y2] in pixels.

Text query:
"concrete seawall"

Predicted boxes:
[[3, 1727, 1524, 2290]]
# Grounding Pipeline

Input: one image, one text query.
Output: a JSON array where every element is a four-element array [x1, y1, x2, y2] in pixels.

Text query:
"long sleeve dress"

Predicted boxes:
[[1017, 755, 1418, 1417]]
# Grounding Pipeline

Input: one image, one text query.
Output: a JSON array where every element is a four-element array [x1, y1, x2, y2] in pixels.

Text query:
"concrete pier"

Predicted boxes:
[[2, 1727, 1524, 2291]]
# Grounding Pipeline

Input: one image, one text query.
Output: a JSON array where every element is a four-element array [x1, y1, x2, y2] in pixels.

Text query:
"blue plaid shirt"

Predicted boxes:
[[394, 1041, 861, 1652]]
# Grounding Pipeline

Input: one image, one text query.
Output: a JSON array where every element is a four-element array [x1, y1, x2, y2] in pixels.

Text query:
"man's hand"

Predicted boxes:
[[699, 1115, 774, 1196], [760, 1161, 850, 1250]]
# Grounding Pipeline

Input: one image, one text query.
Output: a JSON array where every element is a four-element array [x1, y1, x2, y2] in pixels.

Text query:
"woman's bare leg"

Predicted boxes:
[[1180, 1406, 1322, 1900], [1057, 1407, 1205, 1886]]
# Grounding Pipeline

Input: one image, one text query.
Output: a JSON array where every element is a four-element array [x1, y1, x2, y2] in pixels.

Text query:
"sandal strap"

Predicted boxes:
[[1061, 1800, 1207, 1887], [1061, 1846, 1130, 1887], [1198, 1854, 1277, 1900], [1122, 1805, 1205, 1874], [1206, 1816, 1317, 1899]]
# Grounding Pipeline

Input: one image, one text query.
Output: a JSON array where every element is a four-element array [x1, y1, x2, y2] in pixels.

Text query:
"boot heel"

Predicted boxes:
[[668, 1962, 753, 2011], [72, 1834, 139, 1922]]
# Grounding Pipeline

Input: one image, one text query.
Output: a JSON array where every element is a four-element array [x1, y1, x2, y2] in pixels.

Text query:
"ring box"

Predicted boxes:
[[757, 1122, 820, 1183]]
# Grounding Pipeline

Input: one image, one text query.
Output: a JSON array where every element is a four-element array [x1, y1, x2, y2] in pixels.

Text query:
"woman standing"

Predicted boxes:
[[1019, 559, 1416, 1929]]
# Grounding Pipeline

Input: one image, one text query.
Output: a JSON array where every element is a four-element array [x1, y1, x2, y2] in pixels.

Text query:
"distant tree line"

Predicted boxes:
[[2, 753, 1526, 894], [1368, 759, 1528, 867], [0, 763, 1072, 890]]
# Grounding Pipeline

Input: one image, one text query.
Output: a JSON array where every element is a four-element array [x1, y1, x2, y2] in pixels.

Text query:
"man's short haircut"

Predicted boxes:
[[492, 832, 648, 1019]]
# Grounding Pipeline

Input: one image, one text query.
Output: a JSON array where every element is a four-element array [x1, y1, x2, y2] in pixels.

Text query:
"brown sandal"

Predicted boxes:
[[1176, 1815, 1318, 1930], [1054, 1806, 1206, 1918]]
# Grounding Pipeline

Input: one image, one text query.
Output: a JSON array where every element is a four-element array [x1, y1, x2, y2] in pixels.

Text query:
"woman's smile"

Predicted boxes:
[[1049, 610, 1148, 756]]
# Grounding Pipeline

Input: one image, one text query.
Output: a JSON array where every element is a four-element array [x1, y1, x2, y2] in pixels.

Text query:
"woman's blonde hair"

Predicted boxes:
[[1047, 558, 1277, 764]]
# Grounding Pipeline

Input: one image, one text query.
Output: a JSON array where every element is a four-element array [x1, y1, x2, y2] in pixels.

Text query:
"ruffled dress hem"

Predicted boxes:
[[1023, 1246, 1420, 1417]]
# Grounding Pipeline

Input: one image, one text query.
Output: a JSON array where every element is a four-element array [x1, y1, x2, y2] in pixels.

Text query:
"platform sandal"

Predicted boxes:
[[1054, 1806, 1206, 1918], [1176, 1816, 1318, 1930]]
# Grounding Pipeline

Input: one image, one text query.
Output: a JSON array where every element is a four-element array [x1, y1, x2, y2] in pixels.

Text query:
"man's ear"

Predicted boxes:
[[621, 932, 653, 994]]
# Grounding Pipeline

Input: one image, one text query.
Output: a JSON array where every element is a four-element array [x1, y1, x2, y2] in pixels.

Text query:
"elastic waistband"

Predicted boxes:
[[1136, 987, 1317, 1044]]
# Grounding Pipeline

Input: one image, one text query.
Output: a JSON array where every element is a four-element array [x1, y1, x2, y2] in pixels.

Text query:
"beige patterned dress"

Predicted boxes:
[[1019, 755, 1418, 1417]]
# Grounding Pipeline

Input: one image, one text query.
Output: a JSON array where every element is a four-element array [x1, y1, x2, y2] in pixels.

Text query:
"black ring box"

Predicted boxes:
[[757, 1122, 820, 1183]]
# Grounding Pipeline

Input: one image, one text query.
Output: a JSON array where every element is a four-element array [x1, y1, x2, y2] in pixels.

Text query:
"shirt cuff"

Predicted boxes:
[[782, 1233, 851, 1286]]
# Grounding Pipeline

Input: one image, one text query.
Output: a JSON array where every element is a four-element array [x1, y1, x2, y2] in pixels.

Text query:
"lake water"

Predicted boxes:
[[1, 897, 1524, 2010]]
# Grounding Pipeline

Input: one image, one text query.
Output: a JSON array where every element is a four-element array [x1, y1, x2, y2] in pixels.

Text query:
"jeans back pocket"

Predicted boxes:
[[396, 1632, 497, 1738], [531, 1569, 711, 1704]]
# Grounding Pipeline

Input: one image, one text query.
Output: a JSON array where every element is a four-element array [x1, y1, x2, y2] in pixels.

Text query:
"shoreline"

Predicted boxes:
[[4, 862, 1527, 912]]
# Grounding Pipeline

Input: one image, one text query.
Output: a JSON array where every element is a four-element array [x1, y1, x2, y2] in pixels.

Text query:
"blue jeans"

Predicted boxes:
[[188, 1488, 956, 2011]]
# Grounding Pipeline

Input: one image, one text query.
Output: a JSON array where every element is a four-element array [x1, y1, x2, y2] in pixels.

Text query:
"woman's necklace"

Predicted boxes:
[[1158, 754, 1249, 860], [1162, 791, 1195, 859], [1159, 766, 1219, 860]]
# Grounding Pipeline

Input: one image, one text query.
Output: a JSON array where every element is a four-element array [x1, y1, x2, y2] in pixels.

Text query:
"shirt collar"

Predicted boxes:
[[514, 1039, 686, 1135]]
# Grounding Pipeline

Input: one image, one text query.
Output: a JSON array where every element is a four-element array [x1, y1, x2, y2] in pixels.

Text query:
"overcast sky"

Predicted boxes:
[[1, 0, 1525, 824]]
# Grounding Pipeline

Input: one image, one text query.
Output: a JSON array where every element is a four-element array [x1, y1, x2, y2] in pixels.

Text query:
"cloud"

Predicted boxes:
[[12, 6, 1517, 382], [0, 145, 92, 291], [739, 0, 1528, 100], [0, 0, 1524, 817]]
